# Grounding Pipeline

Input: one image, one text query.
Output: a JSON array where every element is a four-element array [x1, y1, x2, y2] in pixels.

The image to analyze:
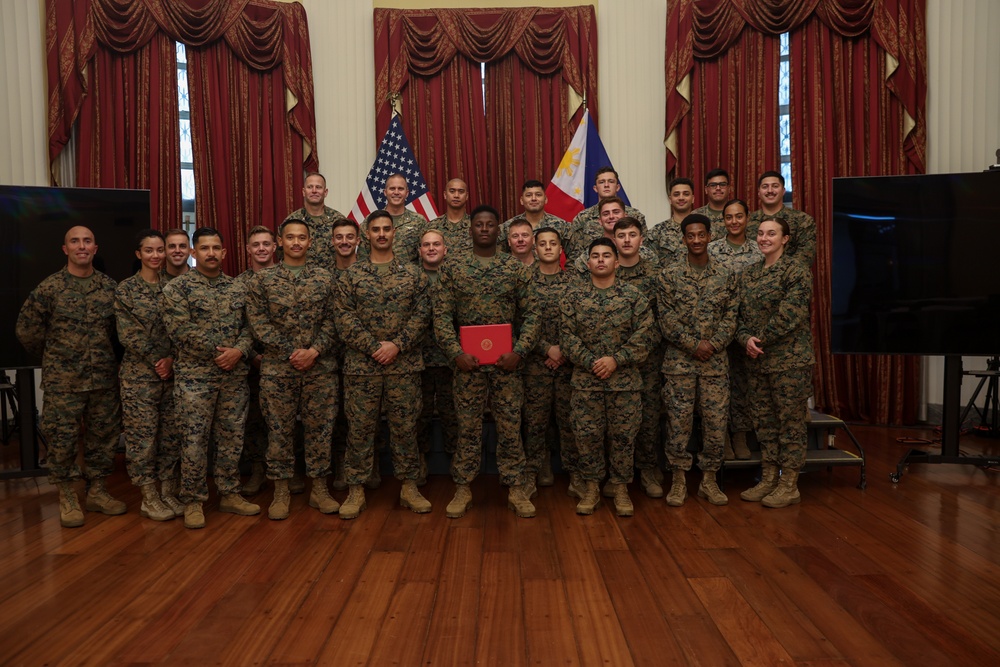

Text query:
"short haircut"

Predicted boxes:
[[705, 168, 730, 184], [589, 237, 618, 257], [304, 171, 326, 186], [595, 166, 618, 182], [669, 177, 695, 192], [332, 218, 360, 234], [471, 204, 499, 221], [723, 198, 749, 216], [247, 225, 275, 241], [421, 228, 444, 243], [164, 228, 189, 240], [757, 170, 785, 187], [192, 227, 223, 245], [759, 215, 790, 236], [365, 209, 393, 227], [521, 179, 545, 191], [681, 213, 712, 235], [278, 218, 310, 235], [598, 196, 626, 213], [534, 227, 562, 244], [613, 217, 643, 235], [385, 173, 408, 187], [508, 219, 533, 234], [134, 228, 164, 251]]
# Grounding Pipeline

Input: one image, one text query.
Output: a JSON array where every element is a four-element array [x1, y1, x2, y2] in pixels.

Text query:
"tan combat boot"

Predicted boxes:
[[566, 471, 585, 499], [740, 464, 780, 502], [139, 482, 174, 521], [697, 471, 729, 506], [507, 485, 537, 518], [309, 478, 340, 514], [219, 493, 261, 516], [575, 480, 601, 515], [339, 484, 367, 520], [58, 482, 84, 528], [762, 469, 801, 508], [288, 473, 306, 494], [723, 432, 736, 460], [160, 478, 185, 517], [242, 462, 266, 495], [400, 480, 432, 514], [524, 475, 538, 500], [184, 502, 205, 529], [537, 456, 554, 487], [640, 468, 664, 498], [665, 469, 687, 507], [612, 484, 634, 517], [86, 479, 127, 515], [446, 483, 472, 518], [731, 431, 752, 460], [269, 479, 291, 520]]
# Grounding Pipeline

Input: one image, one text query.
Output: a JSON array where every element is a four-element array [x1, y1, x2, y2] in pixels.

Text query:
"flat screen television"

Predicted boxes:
[[0, 186, 151, 369], [831, 171, 1000, 356]]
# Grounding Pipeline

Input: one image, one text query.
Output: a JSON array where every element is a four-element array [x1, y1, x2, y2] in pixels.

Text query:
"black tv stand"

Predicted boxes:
[[892, 355, 1000, 482]]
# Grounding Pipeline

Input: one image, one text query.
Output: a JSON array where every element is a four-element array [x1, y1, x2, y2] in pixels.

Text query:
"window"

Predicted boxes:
[[778, 32, 793, 201], [176, 43, 196, 235]]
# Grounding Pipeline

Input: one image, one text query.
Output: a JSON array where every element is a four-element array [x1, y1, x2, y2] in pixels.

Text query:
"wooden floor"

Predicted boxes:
[[2, 426, 1000, 666]]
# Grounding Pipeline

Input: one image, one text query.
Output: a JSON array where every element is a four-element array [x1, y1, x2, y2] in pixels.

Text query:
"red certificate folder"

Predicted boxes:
[[460, 324, 513, 365]]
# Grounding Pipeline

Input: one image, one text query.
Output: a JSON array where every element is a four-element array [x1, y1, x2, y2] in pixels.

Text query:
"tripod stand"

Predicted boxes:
[[959, 356, 1000, 437]]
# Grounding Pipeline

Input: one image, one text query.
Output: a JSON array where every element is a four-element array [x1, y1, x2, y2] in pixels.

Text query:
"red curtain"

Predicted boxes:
[[373, 7, 597, 218], [46, 0, 319, 275], [665, 0, 927, 424]]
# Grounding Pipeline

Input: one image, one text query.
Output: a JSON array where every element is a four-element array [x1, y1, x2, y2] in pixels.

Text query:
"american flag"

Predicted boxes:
[[349, 114, 439, 223]]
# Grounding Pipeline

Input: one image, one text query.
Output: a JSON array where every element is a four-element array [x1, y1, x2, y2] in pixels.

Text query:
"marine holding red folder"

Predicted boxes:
[[432, 205, 540, 520]]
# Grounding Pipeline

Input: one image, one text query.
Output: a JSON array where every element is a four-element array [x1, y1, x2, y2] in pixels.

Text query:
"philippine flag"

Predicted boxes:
[[545, 109, 631, 221]]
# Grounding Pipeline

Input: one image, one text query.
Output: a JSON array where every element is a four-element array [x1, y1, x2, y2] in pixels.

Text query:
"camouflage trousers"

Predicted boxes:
[[174, 374, 248, 504], [753, 366, 813, 469], [243, 369, 267, 464], [662, 374, 729, 472], [522, 372, 575, 475], [452, 369, 527, 487], [332, 371, 348, 475], [570, 390, 641, 484], [40, 387, 121, 485], [634, 362, 663, 471], [421, 365, 457, 455], [260, 372, 338, 480], [344, 373, 421, 484], [727, 343, 754, 433], [120, 378, 181, 486]]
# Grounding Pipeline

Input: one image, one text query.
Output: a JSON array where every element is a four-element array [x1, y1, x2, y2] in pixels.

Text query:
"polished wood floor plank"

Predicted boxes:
[[3, 426, 1000, 665], [316, 550, 405, 665]]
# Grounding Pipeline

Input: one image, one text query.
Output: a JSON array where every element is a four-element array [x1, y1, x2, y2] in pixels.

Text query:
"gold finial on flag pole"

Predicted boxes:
[[389, 91, 401, 116]]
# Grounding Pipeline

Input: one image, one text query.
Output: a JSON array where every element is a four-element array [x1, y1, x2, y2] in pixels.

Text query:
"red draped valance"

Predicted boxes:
[[47, 0, 317, 169], [374, 7, 598, 136], [666, 0, 925, 174]]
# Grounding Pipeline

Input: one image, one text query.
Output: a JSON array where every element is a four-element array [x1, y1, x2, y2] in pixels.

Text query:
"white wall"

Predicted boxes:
[[0, 0, 48, 187], [923, 0, 1000, 410]]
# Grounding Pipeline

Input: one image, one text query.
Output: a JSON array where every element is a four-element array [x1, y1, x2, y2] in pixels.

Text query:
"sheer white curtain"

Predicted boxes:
[[0, 0, 49, 186]]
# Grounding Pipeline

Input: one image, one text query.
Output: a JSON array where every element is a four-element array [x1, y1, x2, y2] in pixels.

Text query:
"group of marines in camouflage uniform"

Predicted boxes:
[[16, 166, 816, 528]]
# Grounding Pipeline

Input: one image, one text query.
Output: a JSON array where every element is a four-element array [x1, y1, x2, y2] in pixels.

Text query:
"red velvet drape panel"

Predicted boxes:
[[665, 0, 926, 424], [47, 0, 318, 275], [485, 55, 570, 219], [401, 59, 490, 213], [373, 7, 597, 214], [676, 29, 780, 203], [791, 15, 922, 424], [187, 41, 302, 275], [76, 31, 181, 230]]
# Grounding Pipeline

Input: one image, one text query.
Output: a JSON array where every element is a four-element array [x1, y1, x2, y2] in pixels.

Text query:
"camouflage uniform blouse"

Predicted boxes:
[[735, 255, 815, 373], [708, 236, 763, 275], [424, 213, 473, 258], [572, 203, 647, 234], [748, 206, 817, 268], [559, 279, 653, 392], [421, 269, 450, 369], [16, 268, 118, 391], [656, 259, 739, 377], [498, 212, 570, 254], [524, 266, 574, 377], [282, 205, 347, 269], [114, 273, 175, 383], [244, 264, 339, 377], [335, 258, 430, 375]]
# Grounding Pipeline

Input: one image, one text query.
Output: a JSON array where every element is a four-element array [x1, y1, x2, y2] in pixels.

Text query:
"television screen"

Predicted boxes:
[[831, 172, 1000, 356], [0, 186, 151, 369]]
